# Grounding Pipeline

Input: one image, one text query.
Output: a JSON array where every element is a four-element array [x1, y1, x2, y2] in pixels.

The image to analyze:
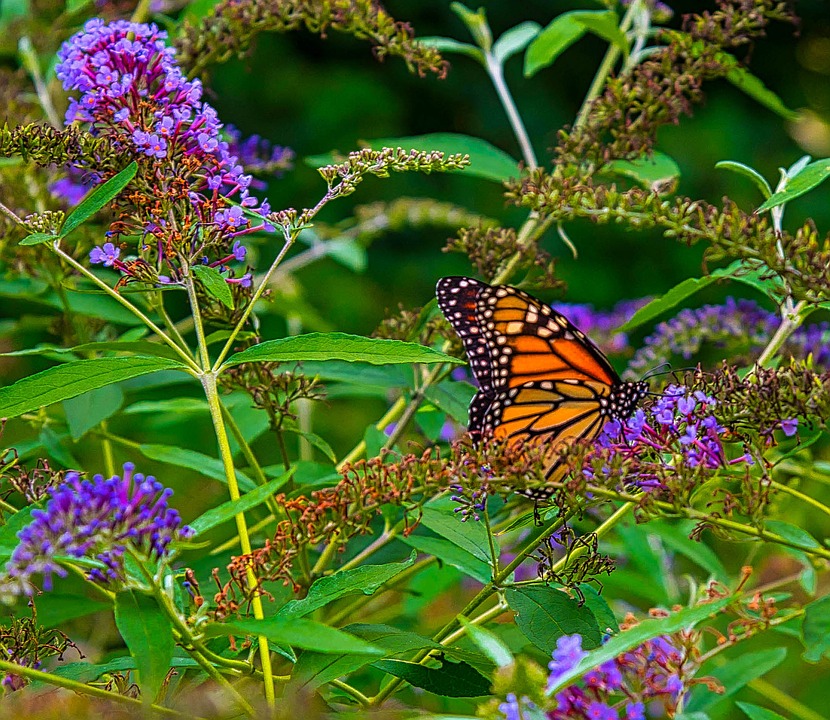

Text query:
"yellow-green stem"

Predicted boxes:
[[202, 372, 276, 711], [770, 479, 830, 519], [0, 658, 202, 718]]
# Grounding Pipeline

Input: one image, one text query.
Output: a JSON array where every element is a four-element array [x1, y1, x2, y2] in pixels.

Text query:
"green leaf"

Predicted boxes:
[[604, 152, 680, 188], [421, 499, 492, 564], [418, 36, 484, 63], [801, 594, 830, 662], [492, 21, 542, 64], [191, 265, 234, 310], [579, 586, 618, 634], [277, 553, 416, 619], [757, 158, 830, 212], [686, 648, 787, 712], [324, 238, 367, 272], [188, 470, 294, 537], [765, 520, 821, 550], [19, 232, 57, 246], [223, 332, 462, 368], [138, 444, 256, 492], [424, 382, 476, 425], [282, 424, 337, 463], [737, 702, 789, 720], [459, 617, 513, 668], [505, 586, 601, 654], [644, 521, 728, 582], [63, 385, 124, 441], [0, 505, 39, 561], [372, 657, 490, 697], [548, 594, 733, 692], [0, 356, 188, 419], [33, 593, 111, 628], [398, 533, 490, 583], [525, 11, 623, 78], [306, 133, 519, 183], [619, 260, 745, 333], [123, 398, 208, 415], [46, 656, 198, 686], [113, 590, 173, 703], [60, 162, 138, 237], [726, 66, 798, 122], [204, 618, 385, 655], [715, 160, 772, 199]]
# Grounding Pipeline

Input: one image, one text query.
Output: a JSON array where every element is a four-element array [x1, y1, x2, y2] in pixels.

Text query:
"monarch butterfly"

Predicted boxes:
[[436, 276, 648, 490]]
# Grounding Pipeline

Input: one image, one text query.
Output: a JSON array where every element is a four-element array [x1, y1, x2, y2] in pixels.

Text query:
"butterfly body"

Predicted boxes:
[[436, 276, 647, 484]]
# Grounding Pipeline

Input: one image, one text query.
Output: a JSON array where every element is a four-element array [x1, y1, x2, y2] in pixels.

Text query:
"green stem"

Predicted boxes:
[[369, 511, 570, 706], [441, 600, 508, 647], [756, 299, 806, 368], [99, 420, 116, 478], [50, 244, 200, 372], [572, 0, 640, 133], [130, 0, 154, 23], [330, 679, 371, 706], [213, 233, 295, 371], [186, 646, 257, 717], [747, 676, 825, 720], [0, 658, 202, 718], [484, 52, 537, 169], [337, 396, 407, 469], [201, 372, 276, 710], [770, 479, 830, 519]]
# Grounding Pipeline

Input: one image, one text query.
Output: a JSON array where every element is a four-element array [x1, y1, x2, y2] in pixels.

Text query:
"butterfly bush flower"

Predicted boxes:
[[543, 631, 694, 720], [625, 298, 830, 380], [1, 463, 192, 596], [584, 384, 749, 492], [55, 19, 287, 289]]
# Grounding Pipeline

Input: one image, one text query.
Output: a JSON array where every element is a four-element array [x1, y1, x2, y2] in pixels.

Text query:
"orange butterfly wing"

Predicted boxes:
[[437, 276, 646, 485]]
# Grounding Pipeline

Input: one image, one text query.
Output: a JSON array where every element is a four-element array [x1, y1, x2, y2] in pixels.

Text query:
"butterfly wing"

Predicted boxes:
[[437, 277, 645, 486]]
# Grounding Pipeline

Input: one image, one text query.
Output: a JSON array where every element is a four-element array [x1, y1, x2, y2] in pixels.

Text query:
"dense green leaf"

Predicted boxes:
[[0, 506, 38, 560], [138, 444, 256, 491], [299, 360, 411, 389], [757, 158, 830, 212], [736, 702, 789, 720], [505, 586, 601, 654], [579, 586, 618, 635], [620, 260, 745, 332], [60, 162, 138, 237], [306, 133, 519, 183], [685, 648, 787, 712], [63, 385, 124, 441], [424, 382, 476, 425], [277, 553, 416, 619], [726, 66, 798, 122], [801, 594, 830, 662], [223, 332, 461, 368], [525, 11, 622, 77], [373, 657, 491, 697], [715, 160, 772, 198], [204, 618, 385, 655], [421, 500, 492, 564], [492, 21, 542, 63], [46, 656, 198, 686], [765, 520, 821, 550], [0, 356, 188, 419], [281, 424, 337, 463], [418, 36, 484, 62], [123, 398, 209, 415], [191, 265, 234, 309], [113, 590, 173, 703], [548, 595, 733, 692], [188, 470, 294, 536], [285, 651, 377, 699], [460, 618, 513, 668], [19, 232, 56, 246], [32, 593, 111, 628], [399, 533, 490, 583], [604, 152, 680, 187]]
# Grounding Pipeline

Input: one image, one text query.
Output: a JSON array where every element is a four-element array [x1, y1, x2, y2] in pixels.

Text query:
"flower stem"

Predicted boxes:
[[50, 244, 200, 372], [573, 0, 640, 133], [201, 371, 276, 711], [0, 658, 202, 718], [484, 53, 537, 169], [770, 479, 830, 519]]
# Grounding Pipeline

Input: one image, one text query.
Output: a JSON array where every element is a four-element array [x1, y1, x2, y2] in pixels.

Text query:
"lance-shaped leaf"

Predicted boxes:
[[61, 162, 138, 237], [191, 264, 234, 309], [222, 332, 462, 368], [0, 356, 189, 419]]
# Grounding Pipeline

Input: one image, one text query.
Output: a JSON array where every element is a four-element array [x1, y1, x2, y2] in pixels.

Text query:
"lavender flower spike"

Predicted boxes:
[[2, 463, 192, 596]]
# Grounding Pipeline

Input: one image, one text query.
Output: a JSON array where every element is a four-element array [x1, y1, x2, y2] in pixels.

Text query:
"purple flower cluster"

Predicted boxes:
[[225, 125, 294, 185], [541, 633, 688, 720], [54, 20, 282, 288], [626, 297, 830, 379], [2, 463, 191, 595], [587, 384, 749, 491], [553, 299, 650, 355]]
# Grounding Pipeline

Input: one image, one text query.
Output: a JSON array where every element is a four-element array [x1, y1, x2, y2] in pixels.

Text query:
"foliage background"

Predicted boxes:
[[0, 0, 829, 717]]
